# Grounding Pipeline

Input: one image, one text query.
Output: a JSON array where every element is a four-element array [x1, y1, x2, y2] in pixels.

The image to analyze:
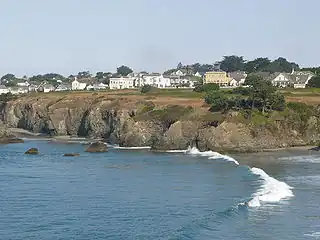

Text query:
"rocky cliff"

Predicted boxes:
[[1, 94, 319, 152]]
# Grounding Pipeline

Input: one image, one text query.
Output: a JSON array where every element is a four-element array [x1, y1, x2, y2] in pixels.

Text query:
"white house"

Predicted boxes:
[[109, 77, 134, 90], [86, 82, 108, 90], [174, 70, 186, 76], [38, 84, 55, 93], [71, 78, 87, 90], [55, 83, 71, 92], [194, 72, 202, 78], [17, 81, 30, 87], [271, 72, 313, 88], [0, 85, 9, 95], [9, 87, 29, 95], [134, 74, 171, 88], [229, 71, 247, 87]]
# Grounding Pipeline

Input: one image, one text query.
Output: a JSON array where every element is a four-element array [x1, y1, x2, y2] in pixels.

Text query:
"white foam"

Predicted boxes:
[[165, 150, 188, 153], [185, 147, 240, 165], [248, 167, 294, 207], [304, 232, 320, 239], [113, 146, 151, 150]]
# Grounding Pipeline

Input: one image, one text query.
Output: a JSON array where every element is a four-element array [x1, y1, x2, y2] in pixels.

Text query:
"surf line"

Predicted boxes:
[[176, 147, 294, 208]]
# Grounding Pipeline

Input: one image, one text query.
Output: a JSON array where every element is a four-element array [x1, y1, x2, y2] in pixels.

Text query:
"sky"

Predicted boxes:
[[0, 0, 319, 77]]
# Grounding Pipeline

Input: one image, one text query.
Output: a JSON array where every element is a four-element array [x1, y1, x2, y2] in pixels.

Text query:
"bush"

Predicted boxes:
[[193, 83, 219, 93], [0, 93, 18, 102], [232, 87, 251, 96], [141, 85, 158, 93]]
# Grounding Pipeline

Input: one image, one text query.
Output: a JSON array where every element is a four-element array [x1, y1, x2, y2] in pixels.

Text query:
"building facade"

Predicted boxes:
[[109, 77, 134, 89], [204, 72, 231, 86]]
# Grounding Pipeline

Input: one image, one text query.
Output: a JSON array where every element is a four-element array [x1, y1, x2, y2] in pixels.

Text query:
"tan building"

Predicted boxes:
[[204, 71, 231, 86]]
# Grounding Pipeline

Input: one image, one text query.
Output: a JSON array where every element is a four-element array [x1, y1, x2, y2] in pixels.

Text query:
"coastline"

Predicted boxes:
[[9, 127, 319, 152]]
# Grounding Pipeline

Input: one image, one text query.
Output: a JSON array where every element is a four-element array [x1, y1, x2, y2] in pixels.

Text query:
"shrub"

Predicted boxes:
[[193, 83, 219, 93], [0, 93, 18, 102], [232, 87, 251, 96], [141, 85, 157, 93]]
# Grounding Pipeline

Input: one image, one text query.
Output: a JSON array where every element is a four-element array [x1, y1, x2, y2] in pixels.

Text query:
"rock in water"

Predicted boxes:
[[25, 148, 39, 155], [64, 153, 80, 157], [85, 141, 108, 153]]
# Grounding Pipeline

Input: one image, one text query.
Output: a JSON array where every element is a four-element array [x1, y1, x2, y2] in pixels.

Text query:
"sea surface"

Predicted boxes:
[[0, 140, 319, 239]]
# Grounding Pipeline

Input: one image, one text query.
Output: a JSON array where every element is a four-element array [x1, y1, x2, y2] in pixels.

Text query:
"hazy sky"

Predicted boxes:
[[0, 0, 319, 76]]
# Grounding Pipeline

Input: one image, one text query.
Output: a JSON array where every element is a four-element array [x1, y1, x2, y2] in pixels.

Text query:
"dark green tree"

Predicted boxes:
[[250, 79, 276, 113], [307, 76, 320, 88], [77, 71, 91, 79], [266, 57, 299, 73], [117, 65, 133, 76], [1, 73, 16, 82], [177, 62, 183, 69], [220, 55, 245, 72], [96, 72, 104, 79], [244, 74, 264, 86], [244, 58, 271, 73]]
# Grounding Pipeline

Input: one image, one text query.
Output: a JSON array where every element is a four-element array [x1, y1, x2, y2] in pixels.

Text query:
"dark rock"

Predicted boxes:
[[63, 153, 80, 157], [309, 146, 320, 151], [25, 148, 39, 155], [0, 137, 24, 144], [85, 141, 108, 153]]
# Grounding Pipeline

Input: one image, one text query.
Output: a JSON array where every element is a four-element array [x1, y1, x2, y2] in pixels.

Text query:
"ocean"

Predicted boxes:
[[0, 140, 319, 239]]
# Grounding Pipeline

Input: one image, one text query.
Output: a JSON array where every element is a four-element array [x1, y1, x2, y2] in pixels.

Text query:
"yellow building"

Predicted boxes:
[[204, 72, 231, 86]]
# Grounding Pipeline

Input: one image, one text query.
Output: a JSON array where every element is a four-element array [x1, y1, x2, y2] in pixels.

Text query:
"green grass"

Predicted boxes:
[[280, 88, 320, 96]]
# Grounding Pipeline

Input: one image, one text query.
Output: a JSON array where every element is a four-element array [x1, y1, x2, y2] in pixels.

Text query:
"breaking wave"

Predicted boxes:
[[167, 147, 294, 208], [185, 147, 240, 165], [247, 167, 294, 207]]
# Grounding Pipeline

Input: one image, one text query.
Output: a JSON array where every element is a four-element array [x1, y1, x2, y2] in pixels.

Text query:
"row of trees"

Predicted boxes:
[[204, 76, 286, 113], [0, 65, 134, 86], [170, 56, 303, 75]]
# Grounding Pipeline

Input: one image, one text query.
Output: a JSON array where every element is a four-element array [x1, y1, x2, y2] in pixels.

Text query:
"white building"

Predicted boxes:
[[16, 81, 30, 87], [9, 87, 29, 95], [71, 78, 87, 90], [0, 85, 9, 95], [134, 74, 171, 88], [86, 82, 108, 90], [55, 84, 71, 92], [37, 84, 55, 93], [109, 77, 134, 90]]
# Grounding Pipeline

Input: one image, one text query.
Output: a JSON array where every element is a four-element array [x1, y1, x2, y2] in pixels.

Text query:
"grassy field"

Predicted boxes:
[[20, 87, 320, 107]]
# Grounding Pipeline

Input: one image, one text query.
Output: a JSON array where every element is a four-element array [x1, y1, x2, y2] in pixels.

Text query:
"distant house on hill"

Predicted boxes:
[[9, 87, 29, 95], [229, 71, 247, 87], [37, 84, 55, 93], [71, 77, 88, 90], [0, 85, 9, 95], [16, 80, 30, 87], [109, 77, 134, 90], [55, 83, 71, 92]]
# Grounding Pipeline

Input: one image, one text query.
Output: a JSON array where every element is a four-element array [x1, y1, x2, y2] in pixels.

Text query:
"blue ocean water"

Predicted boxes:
[[0, 140, 319, 239]]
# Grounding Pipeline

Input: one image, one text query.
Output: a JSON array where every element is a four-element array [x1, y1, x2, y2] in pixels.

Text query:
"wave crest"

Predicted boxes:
[[248, 167, 294, 207], [185, 147, 240, 165]]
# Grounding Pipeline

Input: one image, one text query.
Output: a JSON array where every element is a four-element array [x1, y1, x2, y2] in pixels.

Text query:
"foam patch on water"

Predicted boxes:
[[185, 147, 240, 165], [304, 232, 320, 239], [247, 167, 294, 207], [113, 146, 151, 150]]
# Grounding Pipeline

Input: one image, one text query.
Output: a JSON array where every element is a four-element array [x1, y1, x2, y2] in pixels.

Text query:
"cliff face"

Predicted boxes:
[[1, 94, 320, 152]]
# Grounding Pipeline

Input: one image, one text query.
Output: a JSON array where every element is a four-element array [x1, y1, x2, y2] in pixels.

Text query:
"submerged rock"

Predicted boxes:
[[63, 153, 80, 157], [25, 148, 39, 155], [0, 137, 24, 144], [85, 141, 108, 153], [309, 146, 320, 151]]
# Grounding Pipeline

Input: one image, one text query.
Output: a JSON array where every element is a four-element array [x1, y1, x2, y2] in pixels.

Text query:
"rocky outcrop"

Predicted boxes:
[[1, 95, 320, 153], [85, 141, 108, 153], [25, 148, 39, 155]]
